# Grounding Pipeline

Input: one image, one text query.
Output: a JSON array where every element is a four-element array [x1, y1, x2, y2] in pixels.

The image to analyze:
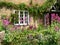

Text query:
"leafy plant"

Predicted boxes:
[[0, 2, 7, 8], [1, 15, 6, 19], [6, 2, 15, 9], [0, 21, 5, 31], [18, 3, 27, 10], [10, 14, 19, 24], [2, 25, 59, 45]]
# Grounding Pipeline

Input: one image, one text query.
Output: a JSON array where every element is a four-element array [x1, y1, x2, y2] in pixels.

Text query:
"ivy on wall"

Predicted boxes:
[[0, 0, 56, 19]]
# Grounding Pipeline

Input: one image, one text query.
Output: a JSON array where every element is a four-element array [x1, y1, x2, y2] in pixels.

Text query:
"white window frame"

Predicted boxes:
[[13, 10, 29, 25]]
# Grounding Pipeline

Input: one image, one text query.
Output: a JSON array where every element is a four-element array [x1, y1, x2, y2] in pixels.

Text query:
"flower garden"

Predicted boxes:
[[0, 0, 60, 45], [0, 13, 60, 45]]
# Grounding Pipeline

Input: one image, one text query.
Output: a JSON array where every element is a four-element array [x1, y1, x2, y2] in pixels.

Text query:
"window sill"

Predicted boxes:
[[14, 24, 28, 26]]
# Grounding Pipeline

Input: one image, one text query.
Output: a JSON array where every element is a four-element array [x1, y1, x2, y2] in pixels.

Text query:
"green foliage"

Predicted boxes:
[[0, 2, 17, 9], [6, 2, 16, 9], [2, 25, 60, 45], [0, 21, 5, 31], [40, 0, 56, 12], [18, 3, 27, 10], [10, 14, 14, 24], [2, 22, 60, 45], [1, 15, 6, 19], [28, 6, 39, 20], [0, 0, 56, 19], [0, 2, 7, 8], [10, 14, 19, 24]]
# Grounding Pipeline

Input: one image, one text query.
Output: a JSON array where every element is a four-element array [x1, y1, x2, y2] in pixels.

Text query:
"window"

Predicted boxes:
[[13, 10, 29, 25]]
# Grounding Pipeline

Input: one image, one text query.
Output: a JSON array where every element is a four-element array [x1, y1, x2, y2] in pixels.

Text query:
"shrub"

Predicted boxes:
[[3, 27, 59, 45]]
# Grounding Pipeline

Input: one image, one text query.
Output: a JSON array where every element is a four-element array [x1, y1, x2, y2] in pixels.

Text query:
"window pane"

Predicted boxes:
[[25, 20, 28, 23], [20, 21, 23, 23], [25, 17, 28, 24], [25, 12, 28, 17], [20, 11, 23, 24], [20, 11, 23, 15], [25, 14, 28, 16], [20, 15, 23, 17], [25, 11, 28, 15], [24, 11, 28, 24], [20, 18, 23, 20], [20, 17, 23, 24]]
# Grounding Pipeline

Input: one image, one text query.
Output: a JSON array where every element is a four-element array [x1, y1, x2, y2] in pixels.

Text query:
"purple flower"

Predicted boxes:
[[51, 13, 56, 21], [29, 25, 33, 30], [55, 14, 59, 20], [3, 19, 10, 26], [57, 17, 60, 23]]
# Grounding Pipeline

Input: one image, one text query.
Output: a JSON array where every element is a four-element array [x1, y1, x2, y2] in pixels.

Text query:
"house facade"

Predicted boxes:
[[0, 0, 56, 29]]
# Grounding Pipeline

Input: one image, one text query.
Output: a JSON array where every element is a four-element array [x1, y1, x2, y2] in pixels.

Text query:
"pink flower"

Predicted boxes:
[[29, 25, 33, 30], [3, 19, 10, 26], [57, 17, 60, 23], [51, 13, 56, 21], [55, 14, 59, 20]]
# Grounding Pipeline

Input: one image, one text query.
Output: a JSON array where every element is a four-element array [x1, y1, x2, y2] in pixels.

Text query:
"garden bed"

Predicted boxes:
[[1, 26, 60, 45]]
